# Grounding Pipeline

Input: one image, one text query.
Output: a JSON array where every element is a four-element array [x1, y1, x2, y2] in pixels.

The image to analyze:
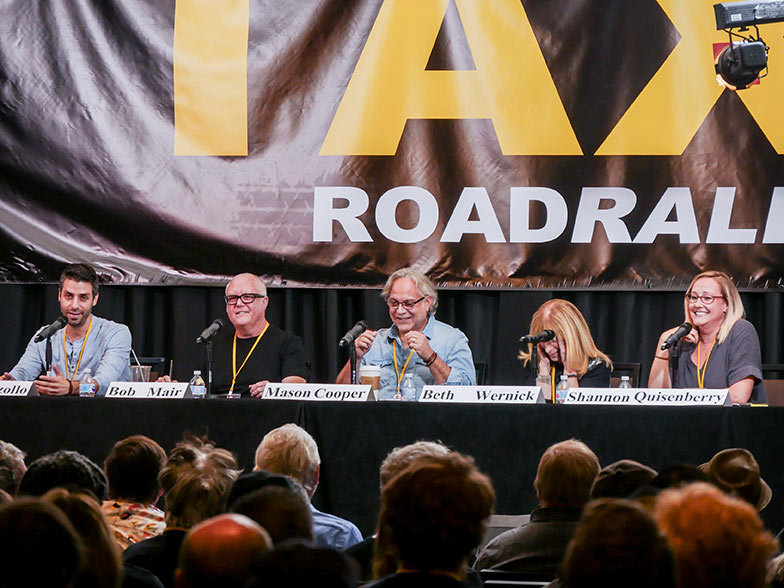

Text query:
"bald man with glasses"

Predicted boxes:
[[212, 273, 307, 397], [336, 268, 475, 399]]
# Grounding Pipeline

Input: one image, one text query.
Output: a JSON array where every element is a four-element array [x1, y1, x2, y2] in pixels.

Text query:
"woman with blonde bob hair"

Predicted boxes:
[[648, 270, 765, 404], [519, 299, 611, 401]]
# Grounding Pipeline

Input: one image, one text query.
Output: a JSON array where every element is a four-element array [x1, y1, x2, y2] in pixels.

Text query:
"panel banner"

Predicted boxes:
[[1, 0, 782, 288]]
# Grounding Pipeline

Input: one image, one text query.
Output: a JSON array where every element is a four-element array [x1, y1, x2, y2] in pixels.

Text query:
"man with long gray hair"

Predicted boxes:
[[337, 267, 475, 399]]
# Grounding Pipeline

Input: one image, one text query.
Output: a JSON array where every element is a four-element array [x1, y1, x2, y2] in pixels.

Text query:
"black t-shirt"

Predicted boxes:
[[207, 323, 307, 396]]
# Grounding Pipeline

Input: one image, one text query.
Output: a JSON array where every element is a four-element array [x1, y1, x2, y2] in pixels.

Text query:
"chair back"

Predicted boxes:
[[610, 362, 641, 387], [762, 364, 784, 406], [132, 355, 167, 381]]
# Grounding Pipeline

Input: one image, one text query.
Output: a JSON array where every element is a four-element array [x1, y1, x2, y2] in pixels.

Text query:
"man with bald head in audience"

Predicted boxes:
[[174, 514, 272, 588], [210, 273, 307, 397]]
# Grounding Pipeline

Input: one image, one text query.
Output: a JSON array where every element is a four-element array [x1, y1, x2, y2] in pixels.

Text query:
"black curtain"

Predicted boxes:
[[2, 285, 783, 385]]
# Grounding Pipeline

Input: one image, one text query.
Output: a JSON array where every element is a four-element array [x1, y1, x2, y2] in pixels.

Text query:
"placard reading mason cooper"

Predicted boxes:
[[564, 388, 730, 406], [262, 383, 373, 402], [419, 385, 544, 404]]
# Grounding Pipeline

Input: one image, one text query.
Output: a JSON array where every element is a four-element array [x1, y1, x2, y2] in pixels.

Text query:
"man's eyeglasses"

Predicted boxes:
[[685, 293, 725, 305], [387, 296, 426, 310], [224, 293, 266, 305]]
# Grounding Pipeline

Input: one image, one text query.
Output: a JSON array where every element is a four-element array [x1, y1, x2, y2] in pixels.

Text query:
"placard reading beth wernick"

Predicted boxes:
[[105, 382, 190, 399], [564, 388, 730, 406], [419, 385, 545, 404], [0, 381, 38, 397], [261, 383, 373, 402]]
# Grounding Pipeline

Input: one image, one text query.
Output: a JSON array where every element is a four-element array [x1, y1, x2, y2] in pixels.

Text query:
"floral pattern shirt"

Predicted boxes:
[[101, 500, 166, 550]]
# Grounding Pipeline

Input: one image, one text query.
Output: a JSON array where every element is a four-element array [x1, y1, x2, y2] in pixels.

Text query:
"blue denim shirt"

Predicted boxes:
[[310, 504, 363, 550], [360, 315, 476, 400], [10, 315, 131, 396]]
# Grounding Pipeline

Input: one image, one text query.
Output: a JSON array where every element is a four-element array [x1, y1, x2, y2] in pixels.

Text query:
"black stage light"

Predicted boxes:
[[712, 1, 784, 91], [715, 40, 768, 90]]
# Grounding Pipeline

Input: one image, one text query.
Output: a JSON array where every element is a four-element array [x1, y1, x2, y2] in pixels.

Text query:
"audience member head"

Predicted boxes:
[[245, 543, 358, 588], [0, 498, 85, 588], [374, 451, 495, 578], [562, 498, 675, 588], [0, 440, 27, 495], [700, 448, 771, 511], [534, 439, 600, 508], [379, 440, 450, 489], [159, 435, 241, 528], [226, 469, 306, 510], [0, 489, 11, 505], [231, 485, 313, 544], [591, 459, 658, 500], [650, 463, 707, 490], [19, 450, 108, 500], [175, 513, 272, 588], [254, 424, 320, 499], [654, 482, 778, 588], [44, 487, 122, 588], [104, 435, 166, 504]]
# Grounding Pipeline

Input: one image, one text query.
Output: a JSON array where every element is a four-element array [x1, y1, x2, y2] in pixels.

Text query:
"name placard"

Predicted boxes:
[[105, 382, 191, 399], [0, 381, 38, 397], [564, 388, 730, 406], [262, 383, 374, 402], [419, 385, 545, 404]]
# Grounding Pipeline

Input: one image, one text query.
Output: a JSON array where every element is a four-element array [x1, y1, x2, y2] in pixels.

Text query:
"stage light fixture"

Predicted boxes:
[[713, 1, 784, 90], [715, 36, 768, 89]]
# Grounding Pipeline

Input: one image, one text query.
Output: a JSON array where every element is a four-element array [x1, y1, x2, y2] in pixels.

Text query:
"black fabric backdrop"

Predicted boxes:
[[2, 285, 783, 386]]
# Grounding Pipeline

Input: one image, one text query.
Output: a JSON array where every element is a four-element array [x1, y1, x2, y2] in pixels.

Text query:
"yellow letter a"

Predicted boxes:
[[320, 0, 581, 156]]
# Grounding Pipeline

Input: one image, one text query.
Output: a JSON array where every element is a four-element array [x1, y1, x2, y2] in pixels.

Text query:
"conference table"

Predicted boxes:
[[3, 397, 783, 536]]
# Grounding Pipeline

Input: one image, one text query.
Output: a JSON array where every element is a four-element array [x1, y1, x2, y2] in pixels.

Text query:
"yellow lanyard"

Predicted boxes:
[[696, 339, 717, 389], [550, 365, 556, 403], [230, 323, 269, 394], [62, 317, 93, 381], [393, 339, 415, 393]]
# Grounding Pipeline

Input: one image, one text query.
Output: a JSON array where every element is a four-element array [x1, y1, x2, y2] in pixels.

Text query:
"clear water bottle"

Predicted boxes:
[[555, 374, 569, 404], [401, 373, 416, 402], [189, 370, 206, 399], [79, 368, 96, 398], [618, 375, 632, 389]]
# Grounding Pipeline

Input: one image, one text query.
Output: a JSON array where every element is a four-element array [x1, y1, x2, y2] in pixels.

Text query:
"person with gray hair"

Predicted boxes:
[[0, 441, 26, 495], [254, 423, 362, 550], [336, 267, 475, 399]]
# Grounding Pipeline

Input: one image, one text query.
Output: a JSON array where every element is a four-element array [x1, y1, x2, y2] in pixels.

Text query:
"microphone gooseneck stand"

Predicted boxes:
[[669, 341, 680, 388], [206, 340, 214, 396], [45, 335, 54, 375]]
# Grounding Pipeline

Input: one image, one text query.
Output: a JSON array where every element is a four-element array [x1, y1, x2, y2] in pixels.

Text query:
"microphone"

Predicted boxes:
[[339, 320, 368, 348], [661, 323, 692, 350], [196, 318, 224, 344], [519, 329, 555, 345], [34, 316, 67, 342]]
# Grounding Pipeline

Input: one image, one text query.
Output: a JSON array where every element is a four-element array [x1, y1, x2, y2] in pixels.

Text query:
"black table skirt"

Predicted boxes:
[[3, 398, 782, 536]]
